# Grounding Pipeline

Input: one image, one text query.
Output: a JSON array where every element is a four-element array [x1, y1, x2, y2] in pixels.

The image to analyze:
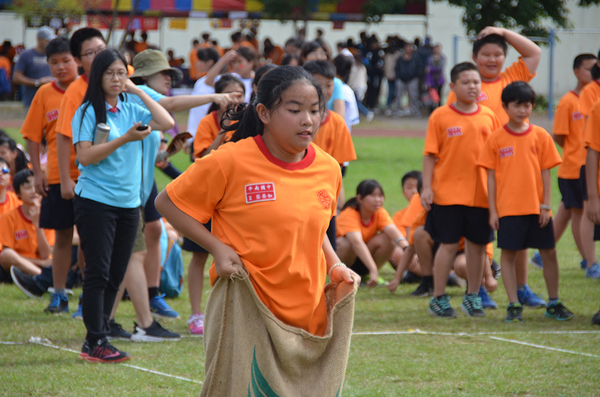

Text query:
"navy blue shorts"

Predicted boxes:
[[558, 166, 587, 209], [40, 184, 75, 230], [181, 220, 211, 253], [497, 215, 555, 251], [144, 182, 162, 223], [424, 204, 494, 245]]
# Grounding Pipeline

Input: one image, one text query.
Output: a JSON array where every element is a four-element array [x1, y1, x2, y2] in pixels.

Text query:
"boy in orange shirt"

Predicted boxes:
[[19, 37, 78, 314], [0, 158, 21, 216], [422, 62, 501, 318], [531, 54, 597, 273], [0, 169, 54, 277], [479, 82, 573, 322], [580, 51, 600, 119], [392, 170, 421, 237]]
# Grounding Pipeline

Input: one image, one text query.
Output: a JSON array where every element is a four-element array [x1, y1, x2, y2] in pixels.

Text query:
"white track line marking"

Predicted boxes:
[[488, 336, 600, 358], [351, 329, 600, 336], [20, 337, 202, 384]]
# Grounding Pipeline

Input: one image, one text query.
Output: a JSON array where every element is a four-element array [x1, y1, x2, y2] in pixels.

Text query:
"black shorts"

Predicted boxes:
[[497, 215, 555, 250], [327, 216, 336, 251], [349, 258, 369, 277], [594, 224, 600, 241], [424, 204, 494, 245], [558, 166, 587, 209], [181, 220, 211, 253], [39, 184, 75, 230], [144, 182, 162, 223]]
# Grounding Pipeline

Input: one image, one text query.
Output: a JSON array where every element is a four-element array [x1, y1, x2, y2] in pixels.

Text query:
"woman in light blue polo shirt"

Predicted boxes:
[[70, 48, 174, 363]]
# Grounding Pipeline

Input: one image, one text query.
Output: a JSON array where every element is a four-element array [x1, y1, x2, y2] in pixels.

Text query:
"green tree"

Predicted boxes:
[[11, 0, 95, 21]]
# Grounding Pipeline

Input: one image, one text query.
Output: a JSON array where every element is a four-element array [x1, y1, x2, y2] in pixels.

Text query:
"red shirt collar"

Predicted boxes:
[[254, 135, 315, 170]]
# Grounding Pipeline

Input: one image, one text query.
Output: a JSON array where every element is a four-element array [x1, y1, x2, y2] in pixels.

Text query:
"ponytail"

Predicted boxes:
[[342, 179, 385, 212], [223, 101, 263, 142]]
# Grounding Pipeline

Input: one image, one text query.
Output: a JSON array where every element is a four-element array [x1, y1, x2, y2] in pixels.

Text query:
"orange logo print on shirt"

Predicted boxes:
[[15, 229, 28, 240], [316, 189, 332, 209], [572, 111, 583, 121], [46, 109, 59, 122], [499, 146, 515, 159], [477, 92, 489, 102], [447, 127, 463, 138], [245, 182, 276, 204]]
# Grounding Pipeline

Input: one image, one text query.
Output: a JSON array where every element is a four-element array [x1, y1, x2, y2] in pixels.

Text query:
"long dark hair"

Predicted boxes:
[[342, 179, 385, 211], [80, 49, 128, 128], [206, 73, 245, 115], [0, 137, 29, 175], [223, 66, 325, 143]]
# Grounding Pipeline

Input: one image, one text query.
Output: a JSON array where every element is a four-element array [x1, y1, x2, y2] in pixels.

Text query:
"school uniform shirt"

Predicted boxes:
[[127, 86, 164, 206], [313, 110, 357, 165], [72, 99, 152, 209], [0, 206, 55, 258], [478, 124, 562, 218], [580, 80, 600, 117], [553, 91, 586, 179], [193, 111, 234, 158], [187, 76, 215, 136], [407, 208, 427, 245], [336, 206, 394, 243], [55, 74, 88, 181], [584, 101, 600, 196], [20, 81, 75, 185], [392, 208, 408, 237], [424, 104, 502, 208], [399, 193, 423, 232], [446, 58, 534, 124], [0, 191, 21, 216], [166, 135, 341, 336], [326, 77, 345, 111]]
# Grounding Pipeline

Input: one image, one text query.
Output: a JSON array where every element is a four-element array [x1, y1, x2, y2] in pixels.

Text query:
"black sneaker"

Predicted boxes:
[[402, 271, 421, 284], [592, 310, 600, 325], [131, 320, 181, 342], [491, 260, 501, 280], [506, 303, 523, 322], [107, 319, 132, 340], [10, 266, 45, 298], [86, 337, 131, 363], [79, 341, 90, 360], [461, 293, 485, 317], [545, 302, 574, 321], [429, 294, 457, 318], [411, 278, 433, 297]]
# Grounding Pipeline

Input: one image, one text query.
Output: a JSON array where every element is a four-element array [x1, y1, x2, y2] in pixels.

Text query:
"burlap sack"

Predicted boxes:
[[200, 265, 359, 397]]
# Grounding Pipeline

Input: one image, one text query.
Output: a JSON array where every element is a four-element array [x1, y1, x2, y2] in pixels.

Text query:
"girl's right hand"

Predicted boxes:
[[368, 269, 379, 288], [125, 122, 151, 142], [222, 50, 238, 64], [213, 244, 244, 279], [213, 92, 244, 109]]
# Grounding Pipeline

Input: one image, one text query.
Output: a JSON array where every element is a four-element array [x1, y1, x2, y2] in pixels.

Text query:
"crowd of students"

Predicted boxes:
[[0, 23, 599, 379]]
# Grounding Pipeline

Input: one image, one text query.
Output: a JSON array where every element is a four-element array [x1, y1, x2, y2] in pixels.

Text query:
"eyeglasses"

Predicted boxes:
[[103, 70, 128, 79], [0, 167, 9, 175], [81, 46, 106, 58]]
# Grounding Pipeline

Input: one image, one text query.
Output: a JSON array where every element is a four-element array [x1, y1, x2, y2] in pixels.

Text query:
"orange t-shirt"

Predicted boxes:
[[20, 81, 74, 185], [486, 242, 494, 260], [0, 191, 21, 216], [553, 91, 586, 179], [392, 207, 408, 237], [166, 135, 341, 336], [478, 124, 562, 218], [192, 111, 234, 158], [189, 47, 199, 80], [446, 58, 534, 124], [127, 64, 134, 76], [56, 75, 87, 182], [313, 110, 357, 165], [424, 104, 501, 208], [336, 206, 394, 243], [0, 206, 55, 258], [407, 208, 427, 245], [584, 101, 600, 196], [0, 56, 11, 79], [399, 193, 423, 231], [580, 80, 600, 117]]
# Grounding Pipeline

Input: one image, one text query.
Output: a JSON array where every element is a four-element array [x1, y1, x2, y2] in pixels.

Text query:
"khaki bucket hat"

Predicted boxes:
[[130, 49, 183, 82]]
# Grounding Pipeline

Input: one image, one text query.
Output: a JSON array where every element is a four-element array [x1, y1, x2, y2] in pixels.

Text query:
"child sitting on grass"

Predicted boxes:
[[478, 81, 574, 322], [0, 169, 54, 277]]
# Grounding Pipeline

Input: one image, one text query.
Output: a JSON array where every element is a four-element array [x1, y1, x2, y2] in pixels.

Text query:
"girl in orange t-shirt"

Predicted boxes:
[[193, 74, 245, 158], [336, 180, 407, 287], [157, 66, 357, 341]]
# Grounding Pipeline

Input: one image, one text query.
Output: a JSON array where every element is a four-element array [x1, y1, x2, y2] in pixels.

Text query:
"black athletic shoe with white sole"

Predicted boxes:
[[131, 320, 181, 342]]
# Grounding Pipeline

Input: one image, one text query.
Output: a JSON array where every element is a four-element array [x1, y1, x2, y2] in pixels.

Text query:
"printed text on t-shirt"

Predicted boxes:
[[245, 183, 276, 204], [477, 92, 489, 102], [15, 229, 28, 240], [499, 146, 515, 159], [572, 111, 584, 121], [447, 127, 463, 138]]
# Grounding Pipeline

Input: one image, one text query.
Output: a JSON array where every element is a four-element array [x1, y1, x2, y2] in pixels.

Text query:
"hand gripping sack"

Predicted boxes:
[[200, 265, 359, 397]]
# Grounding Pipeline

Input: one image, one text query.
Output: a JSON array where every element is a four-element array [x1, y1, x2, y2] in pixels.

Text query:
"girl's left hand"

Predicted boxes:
[[330, 266, 359, 284]]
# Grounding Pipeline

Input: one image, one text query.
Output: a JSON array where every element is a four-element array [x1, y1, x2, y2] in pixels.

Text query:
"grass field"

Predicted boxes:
[[1, 126, 600, 396]]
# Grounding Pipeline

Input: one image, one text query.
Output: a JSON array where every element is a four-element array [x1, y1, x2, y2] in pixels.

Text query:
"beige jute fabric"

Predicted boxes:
[[200, 265, 359, 397]]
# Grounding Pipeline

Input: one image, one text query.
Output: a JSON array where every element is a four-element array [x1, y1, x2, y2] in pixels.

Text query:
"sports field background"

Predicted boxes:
[[0, 107, 598, 396]]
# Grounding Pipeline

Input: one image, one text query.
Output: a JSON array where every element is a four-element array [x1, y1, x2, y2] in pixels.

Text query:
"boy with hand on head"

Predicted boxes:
[[19, 37, 79, 313], [479, 82, 573, 322], [422, 62, 501, 318], [0, 169, 55, 277], [534, 54, 598, 274]]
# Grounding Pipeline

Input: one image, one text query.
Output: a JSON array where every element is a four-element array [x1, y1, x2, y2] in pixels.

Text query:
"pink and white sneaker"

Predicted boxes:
[[187, 313, 204, 335]]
